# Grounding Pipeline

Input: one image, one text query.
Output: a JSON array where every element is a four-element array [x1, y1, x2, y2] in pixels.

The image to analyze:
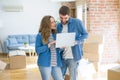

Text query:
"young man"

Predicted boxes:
[[57, 6, 88, 80]]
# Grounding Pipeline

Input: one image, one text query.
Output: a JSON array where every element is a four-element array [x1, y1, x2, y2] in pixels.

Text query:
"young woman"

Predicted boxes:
[[35, 15, 63, 80]]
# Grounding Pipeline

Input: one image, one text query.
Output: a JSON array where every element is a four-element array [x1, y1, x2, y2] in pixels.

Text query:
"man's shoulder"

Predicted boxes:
[[70, 17, 81, 22]]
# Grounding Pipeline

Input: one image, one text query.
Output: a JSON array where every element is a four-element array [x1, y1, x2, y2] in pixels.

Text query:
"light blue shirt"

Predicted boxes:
[[35, 33, 62, 66], [57, 17, 88, 61]]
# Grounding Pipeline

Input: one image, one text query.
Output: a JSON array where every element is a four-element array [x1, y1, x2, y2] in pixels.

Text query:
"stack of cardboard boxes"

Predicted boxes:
[[64, 34, 103, 80], [83, 33, 104, 71]]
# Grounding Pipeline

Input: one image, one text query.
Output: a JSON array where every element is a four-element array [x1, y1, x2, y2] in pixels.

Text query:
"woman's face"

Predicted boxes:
[[50, 17, 56, 30]]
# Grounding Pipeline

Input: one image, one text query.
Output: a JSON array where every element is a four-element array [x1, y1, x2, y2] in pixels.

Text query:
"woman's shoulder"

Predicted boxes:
[[37, 33, 41, 36], [36, 33, 42, 38]]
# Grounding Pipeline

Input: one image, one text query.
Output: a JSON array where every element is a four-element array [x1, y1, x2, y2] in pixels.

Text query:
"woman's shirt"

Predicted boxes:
[[49, 34, 57, 66]]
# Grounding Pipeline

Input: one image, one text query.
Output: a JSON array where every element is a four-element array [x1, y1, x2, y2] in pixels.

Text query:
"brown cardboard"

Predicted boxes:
[[9, 50, 26, 69], [83, 52, 102, 62], [85, 33, 104, 43], [83, 43, 103, 54], [64, 74, 70, 80], [92, 62, 100, 72], [9, 55, 26, 69], [108, 65, 120, 80]]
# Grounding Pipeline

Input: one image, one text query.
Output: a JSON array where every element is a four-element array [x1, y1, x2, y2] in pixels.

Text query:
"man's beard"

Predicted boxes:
[[61, 21, 68, 25]]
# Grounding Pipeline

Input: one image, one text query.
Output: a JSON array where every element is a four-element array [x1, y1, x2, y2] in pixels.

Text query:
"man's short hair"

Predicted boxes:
[[59, 6, 70, 15]]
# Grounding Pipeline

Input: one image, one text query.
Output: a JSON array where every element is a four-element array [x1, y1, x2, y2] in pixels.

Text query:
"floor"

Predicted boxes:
[[0, 54, 119, 80]]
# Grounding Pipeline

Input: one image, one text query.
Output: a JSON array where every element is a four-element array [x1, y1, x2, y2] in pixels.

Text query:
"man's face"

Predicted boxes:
[[59, 14, 70, 25]]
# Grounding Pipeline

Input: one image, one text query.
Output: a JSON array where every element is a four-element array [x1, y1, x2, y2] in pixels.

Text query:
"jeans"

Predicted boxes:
[[61, 59, 79, 80], [39, 66, 63, 80]]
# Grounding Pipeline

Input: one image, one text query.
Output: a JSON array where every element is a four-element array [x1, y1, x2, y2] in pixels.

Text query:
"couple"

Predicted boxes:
[[35, 6, 88, 80]]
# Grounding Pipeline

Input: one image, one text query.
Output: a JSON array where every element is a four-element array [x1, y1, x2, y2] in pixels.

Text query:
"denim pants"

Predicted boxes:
[[61, 59, 79, 80], [39, 66, 63, 80]]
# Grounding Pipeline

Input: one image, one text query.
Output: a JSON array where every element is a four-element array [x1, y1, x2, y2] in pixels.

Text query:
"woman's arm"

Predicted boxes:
[[35, 34, 49, 55]]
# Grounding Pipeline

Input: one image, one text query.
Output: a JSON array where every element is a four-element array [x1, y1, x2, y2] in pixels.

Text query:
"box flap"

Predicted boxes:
[[0, 60, 7, 70], [9, 50, 25, 57]]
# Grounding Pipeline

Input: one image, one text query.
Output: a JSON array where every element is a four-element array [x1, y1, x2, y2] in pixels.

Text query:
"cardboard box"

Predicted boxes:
[[83, 52, 102, 62], [10, 55, 26, 69], [85, 33, 104, 44], [0, 60, 7, 70], [108, 65, 120, 80], [83, 43, 104, 54], [9, 50, 26, 69]]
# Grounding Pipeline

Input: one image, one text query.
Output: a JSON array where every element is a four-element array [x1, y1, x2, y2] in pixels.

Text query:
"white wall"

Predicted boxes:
[[0, 0, 61, 52]]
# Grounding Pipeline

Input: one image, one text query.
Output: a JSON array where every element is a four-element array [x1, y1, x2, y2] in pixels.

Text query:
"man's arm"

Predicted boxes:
[[76, 19, 88, 44]]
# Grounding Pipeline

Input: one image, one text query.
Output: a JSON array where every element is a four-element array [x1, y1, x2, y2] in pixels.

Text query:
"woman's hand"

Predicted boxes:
[[74, 41, 77, 45], [48, 41, 56, 48]]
